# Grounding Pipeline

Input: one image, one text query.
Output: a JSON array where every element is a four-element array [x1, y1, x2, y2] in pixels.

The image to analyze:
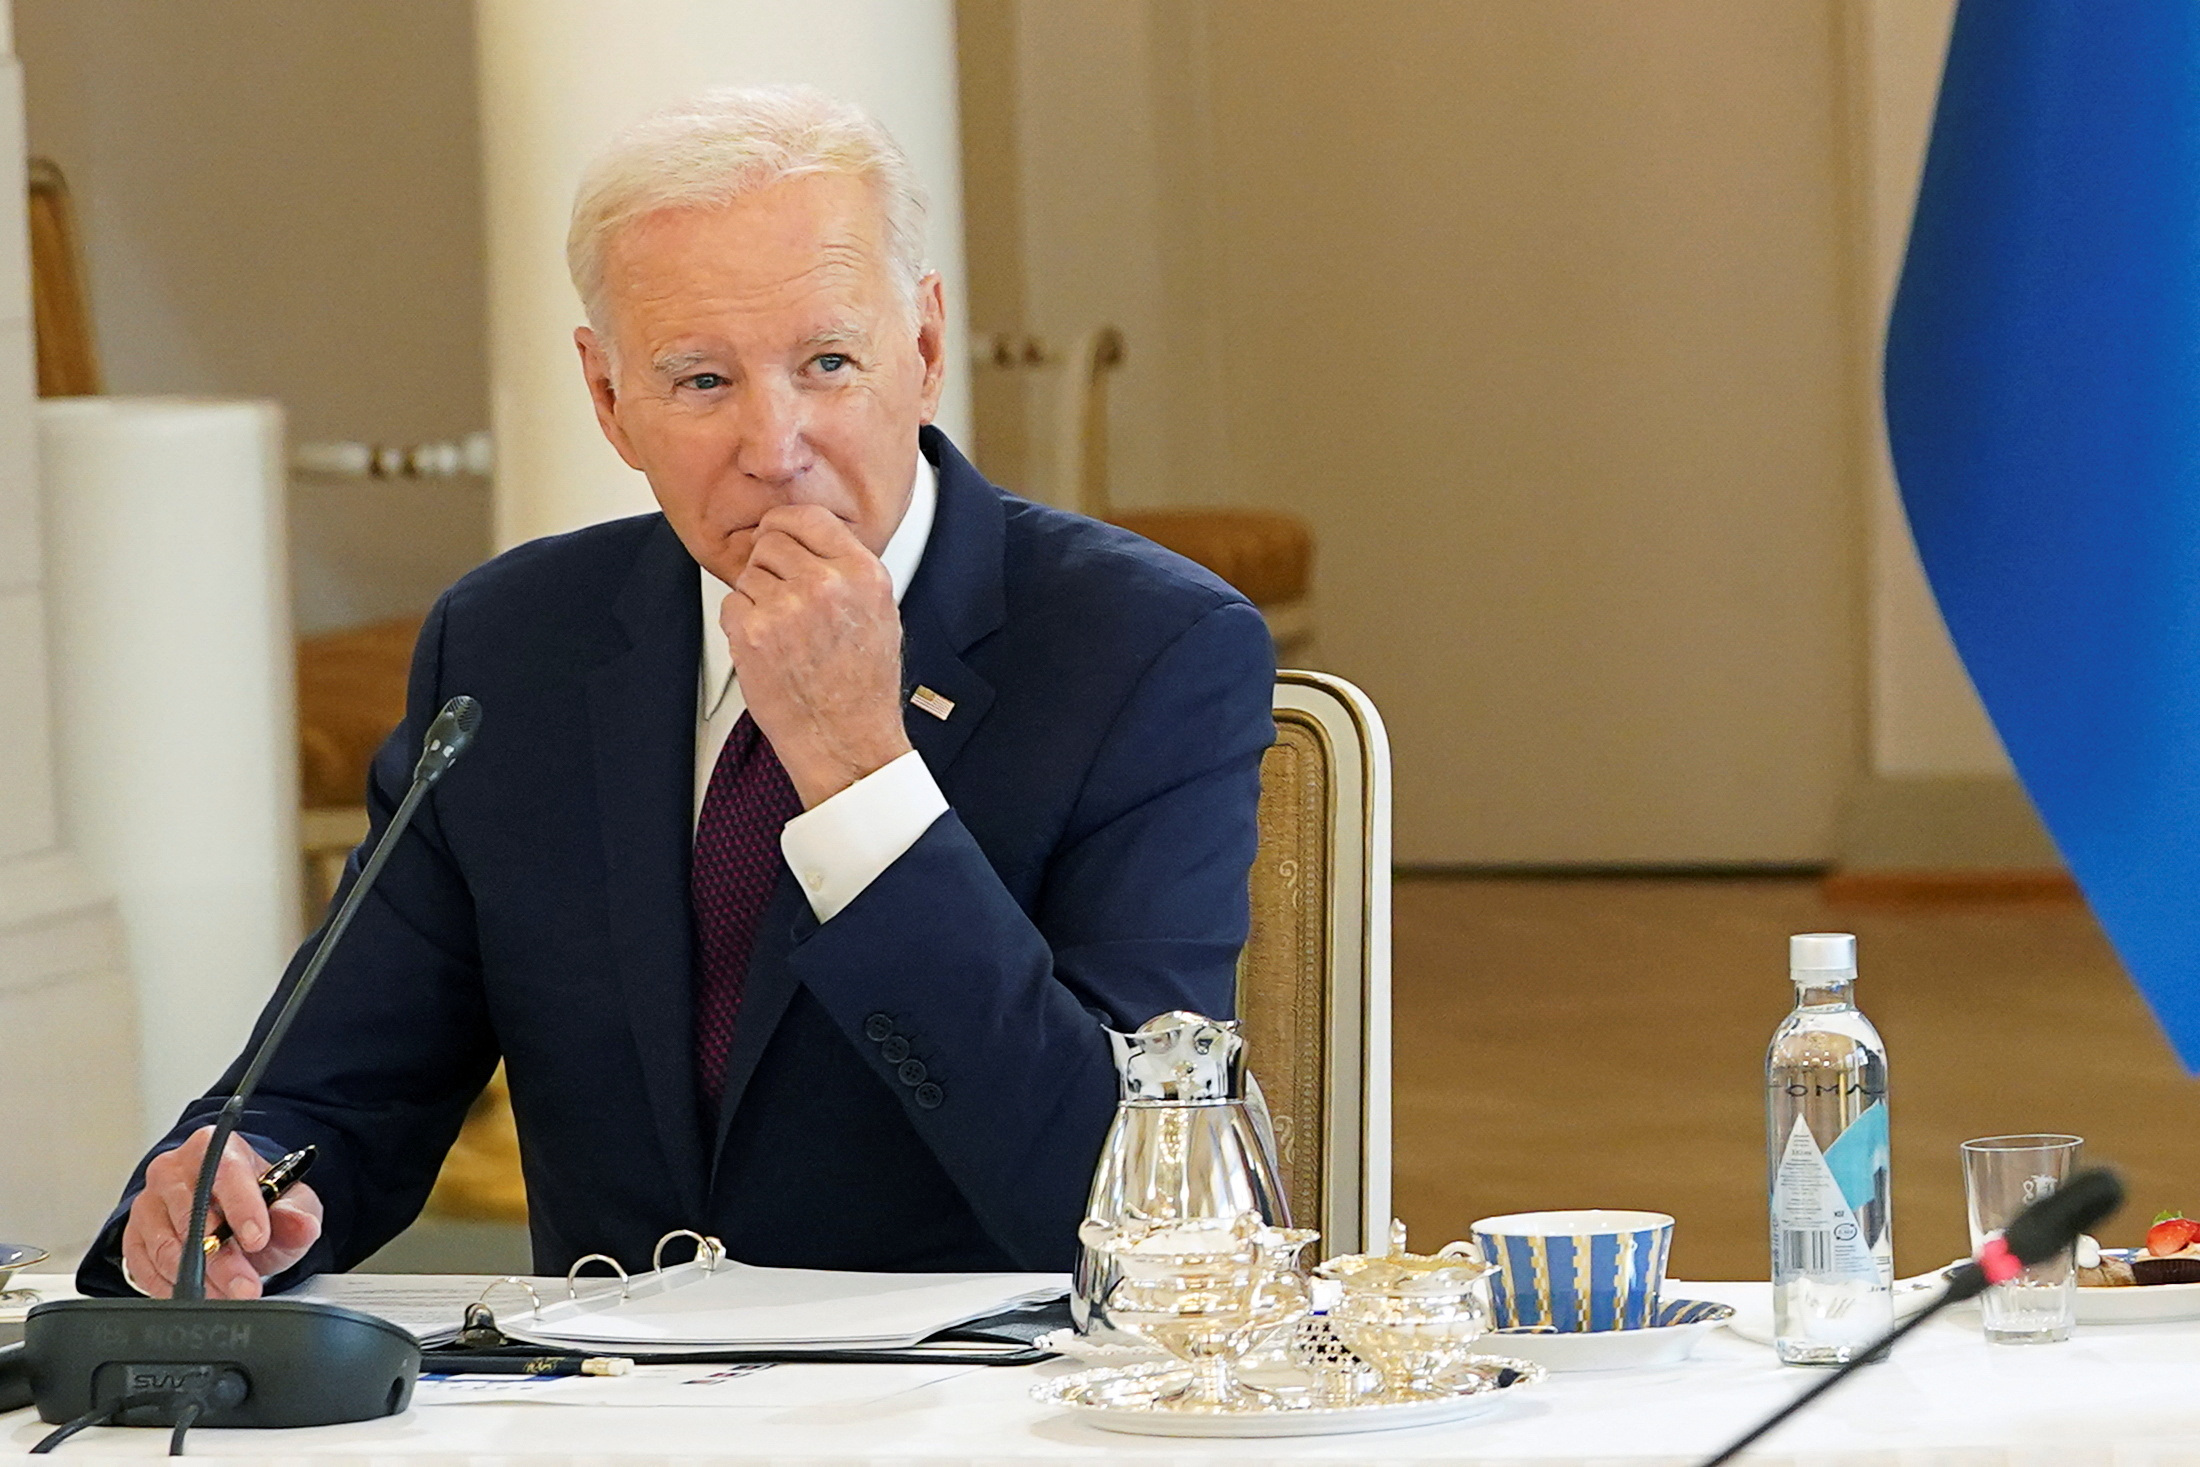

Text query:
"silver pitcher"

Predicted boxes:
[[1073, 1011, 1291, 1338]]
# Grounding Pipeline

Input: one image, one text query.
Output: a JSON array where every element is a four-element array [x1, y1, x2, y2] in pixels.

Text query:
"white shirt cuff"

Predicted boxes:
[[780, 749, 948, 923]]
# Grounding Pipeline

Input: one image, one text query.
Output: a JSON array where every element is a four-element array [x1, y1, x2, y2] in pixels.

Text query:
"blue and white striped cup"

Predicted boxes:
[[1470, 1209, 1674, 1332]]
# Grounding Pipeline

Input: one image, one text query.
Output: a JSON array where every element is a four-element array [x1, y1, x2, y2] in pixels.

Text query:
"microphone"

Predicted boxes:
[[1944, 1167, 2125, 1300], [1700, 1167, 2124, 1467], [23, 696, 484, 1450], [410, 694, 482, 787]]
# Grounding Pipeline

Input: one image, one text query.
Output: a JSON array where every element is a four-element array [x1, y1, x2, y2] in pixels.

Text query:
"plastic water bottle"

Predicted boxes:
[[1767, 932, 1893, 1364]]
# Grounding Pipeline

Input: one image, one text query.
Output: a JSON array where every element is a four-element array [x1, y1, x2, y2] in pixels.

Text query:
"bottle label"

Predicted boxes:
[[1822, 1099, 1889, 1226], [1772, 1109, 1882, 1284]]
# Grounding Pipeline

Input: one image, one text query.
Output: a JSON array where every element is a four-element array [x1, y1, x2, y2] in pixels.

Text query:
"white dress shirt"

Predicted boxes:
[[695, 456, 949, 923]]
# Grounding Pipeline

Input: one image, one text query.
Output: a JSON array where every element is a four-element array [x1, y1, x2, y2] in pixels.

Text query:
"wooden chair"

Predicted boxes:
[[1237, 670, 1393, 1253], [296, 617, 422, 914], [27, 159, 101, 398], [300, 648, 1397, 1248], [1041, 328, 1318, 658], [292, 615, 532, 1223], [412, 670, 1399, 1244], [424, 667, 1398, 1244], [25, 155, 530, 1227]]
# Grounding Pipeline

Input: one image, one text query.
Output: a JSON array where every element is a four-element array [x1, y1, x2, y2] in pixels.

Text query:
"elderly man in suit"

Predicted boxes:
[[86, 85, 1273, 1299]]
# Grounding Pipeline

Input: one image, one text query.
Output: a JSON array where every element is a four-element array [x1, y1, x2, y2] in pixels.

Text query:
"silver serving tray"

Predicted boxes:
[[1032, 1354, 1545, 1438], [0, 1243, 47, 1292]]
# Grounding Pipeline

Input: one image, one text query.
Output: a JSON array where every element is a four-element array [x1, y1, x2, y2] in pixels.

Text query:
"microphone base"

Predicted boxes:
[[23, 1297, 419, 1428]]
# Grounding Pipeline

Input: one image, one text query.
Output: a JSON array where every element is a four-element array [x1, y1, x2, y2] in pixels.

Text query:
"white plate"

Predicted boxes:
[[1033, 1356, 1543, 1438], [2077, 1251, 2200, 1324], [1929, 1250, 2200, 1326], [1490, 1299, 1734, 1371], [2076, 1282, 2200, 1324]]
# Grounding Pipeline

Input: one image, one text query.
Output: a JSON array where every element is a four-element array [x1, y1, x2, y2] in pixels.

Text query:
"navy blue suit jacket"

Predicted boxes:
[[81, 429, 1274, 1291]]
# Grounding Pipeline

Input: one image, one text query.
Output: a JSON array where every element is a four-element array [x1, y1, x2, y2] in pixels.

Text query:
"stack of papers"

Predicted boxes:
[[287, 1274, 565, 1346], [506, 1262, 1067, 1354], [413, 1361, 981, 1408]]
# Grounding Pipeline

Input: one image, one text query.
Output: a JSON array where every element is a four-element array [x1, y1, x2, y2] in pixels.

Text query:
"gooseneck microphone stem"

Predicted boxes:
[[23, 701, 477, 1449], [1699, 1168, 2125, 1467], [172, 697, 478, 1302], [1698, 1291, 1956, 1467], [171, 781, 432, 1300]]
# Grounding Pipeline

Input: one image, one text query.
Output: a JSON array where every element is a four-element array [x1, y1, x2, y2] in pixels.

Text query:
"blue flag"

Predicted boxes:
[[1885, 0, 2200, 1068]]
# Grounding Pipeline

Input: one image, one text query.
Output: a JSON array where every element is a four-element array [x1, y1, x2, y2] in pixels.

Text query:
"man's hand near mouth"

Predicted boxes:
[[718, 501, 913, 808]]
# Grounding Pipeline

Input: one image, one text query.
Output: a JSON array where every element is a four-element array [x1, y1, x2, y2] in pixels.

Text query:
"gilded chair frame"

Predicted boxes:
[[1238, 670, 1393, 1255]]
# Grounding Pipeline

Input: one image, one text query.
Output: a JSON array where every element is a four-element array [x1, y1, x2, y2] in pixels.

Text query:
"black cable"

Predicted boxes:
[[166, 1395, 204, 1457], [29, 1405, 117, 1455], [29, 1391, 172, 1454]]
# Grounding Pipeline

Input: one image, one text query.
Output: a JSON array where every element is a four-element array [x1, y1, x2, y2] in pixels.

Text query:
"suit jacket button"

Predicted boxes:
[[913, 1081, 944, 1110], [897, 1058, 927, 1086], [881, 1036, 911, 1064], [863, 1014, 894, 1043]]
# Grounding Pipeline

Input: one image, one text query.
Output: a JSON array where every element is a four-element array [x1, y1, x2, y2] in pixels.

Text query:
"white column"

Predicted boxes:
[[40, 398, 302, 1138], [0, 8, 141, 1259], [475, 0, 971, 548]]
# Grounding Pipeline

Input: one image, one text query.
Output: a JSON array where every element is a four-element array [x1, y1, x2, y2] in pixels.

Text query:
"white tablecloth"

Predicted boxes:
[[8, 1276, 2200, 1464]]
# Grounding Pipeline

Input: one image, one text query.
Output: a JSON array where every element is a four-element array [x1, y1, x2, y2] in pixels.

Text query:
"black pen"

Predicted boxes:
[[425, 1355, 634, 1377], [201, 1145, 317, 1256]]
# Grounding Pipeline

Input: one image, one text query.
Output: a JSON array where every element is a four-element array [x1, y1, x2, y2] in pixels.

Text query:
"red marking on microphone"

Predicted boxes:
[[1979, 1236, 2024, 1284]]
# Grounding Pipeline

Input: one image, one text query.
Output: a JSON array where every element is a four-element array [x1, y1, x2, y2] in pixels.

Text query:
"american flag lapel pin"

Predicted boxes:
[[910, 685, 955, 721]]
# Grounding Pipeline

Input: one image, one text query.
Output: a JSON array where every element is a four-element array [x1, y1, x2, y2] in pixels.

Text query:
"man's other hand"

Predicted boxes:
[[721, 503, 914, 807], [121, 1126, 323, 1299]]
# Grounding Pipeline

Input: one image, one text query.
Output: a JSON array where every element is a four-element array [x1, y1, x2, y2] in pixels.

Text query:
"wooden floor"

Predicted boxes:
[[1390, 874, 2200, 1282]]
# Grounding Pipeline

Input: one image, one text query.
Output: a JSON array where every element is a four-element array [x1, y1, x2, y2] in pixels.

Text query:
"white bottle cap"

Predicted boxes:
[[1789, 932, 1857, 975]]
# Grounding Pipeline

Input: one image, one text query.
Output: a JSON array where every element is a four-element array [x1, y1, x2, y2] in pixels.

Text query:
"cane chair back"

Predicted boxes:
[[1236, 670, 1392, 1254]]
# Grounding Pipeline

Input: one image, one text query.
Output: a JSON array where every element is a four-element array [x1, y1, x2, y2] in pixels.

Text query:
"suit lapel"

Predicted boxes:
[[899, 603, 995, 775], [895, 426, 1006, 780], [587, 518, 708, 1218], [703, 429, 1007, 1164]]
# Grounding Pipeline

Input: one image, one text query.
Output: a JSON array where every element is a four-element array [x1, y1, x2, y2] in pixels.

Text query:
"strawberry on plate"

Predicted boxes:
[[2134, 1213, 2200, 1285], [2145, 1213, 2200, 1258]]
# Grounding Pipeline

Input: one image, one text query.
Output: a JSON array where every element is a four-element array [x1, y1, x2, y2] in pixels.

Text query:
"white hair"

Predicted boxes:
[[567, 84, 929, 337]]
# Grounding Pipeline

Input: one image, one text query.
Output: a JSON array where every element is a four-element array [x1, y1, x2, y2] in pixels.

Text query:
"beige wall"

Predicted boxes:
[[16, 0, 491, 635], [1848, 0, 2006, 781], [1002, 0, 1176, 510], [956, 0, 1235, 513], [1829, 0, 2056, 869], [9, 0, 2026, 870], [974, 0, 1866, 865]]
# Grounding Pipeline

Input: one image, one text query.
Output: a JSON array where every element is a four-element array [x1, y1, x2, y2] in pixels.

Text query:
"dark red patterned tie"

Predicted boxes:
[[691, 711, 804, 1118]]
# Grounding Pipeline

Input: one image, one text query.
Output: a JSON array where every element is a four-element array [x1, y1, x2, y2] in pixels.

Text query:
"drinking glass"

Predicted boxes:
[[1961, 1134, 2082, 1344]]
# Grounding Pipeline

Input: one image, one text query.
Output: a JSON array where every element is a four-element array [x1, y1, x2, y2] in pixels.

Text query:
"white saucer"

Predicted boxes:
[[1490, 1299, 1734, 1371]]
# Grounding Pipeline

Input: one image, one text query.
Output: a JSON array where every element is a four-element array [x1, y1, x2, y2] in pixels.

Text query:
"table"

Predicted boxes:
[[8, 1275, 2200, 1464]]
